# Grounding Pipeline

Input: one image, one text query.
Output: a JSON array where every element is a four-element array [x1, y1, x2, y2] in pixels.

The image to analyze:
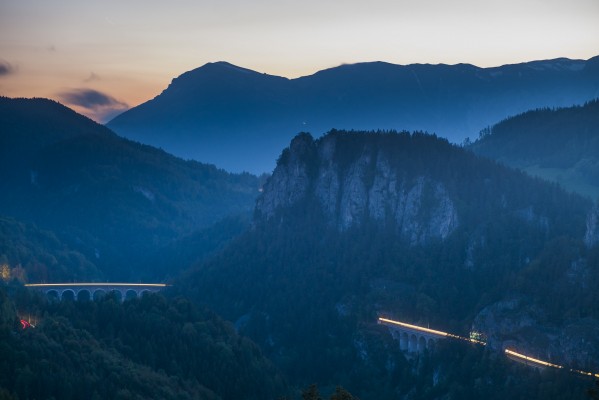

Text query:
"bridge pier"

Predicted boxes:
[[400, 332, 409, 351], [379, 317, 446, 354]]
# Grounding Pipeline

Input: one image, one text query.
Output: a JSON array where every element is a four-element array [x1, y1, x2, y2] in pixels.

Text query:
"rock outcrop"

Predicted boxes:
[[585, 202, 599, 248], [473, 298, 599, 368], [256, 132, 458, 245]]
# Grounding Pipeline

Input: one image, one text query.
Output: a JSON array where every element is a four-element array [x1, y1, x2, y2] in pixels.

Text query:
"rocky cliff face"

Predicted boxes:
[[256, 132, 458, 245], [473, 298, 599, 368], [585, 203, 599, 248]]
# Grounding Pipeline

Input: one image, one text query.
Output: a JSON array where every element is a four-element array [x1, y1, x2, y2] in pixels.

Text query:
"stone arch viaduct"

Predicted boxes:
[[25, 283, 168, 302], [378, 317, 448, 353]]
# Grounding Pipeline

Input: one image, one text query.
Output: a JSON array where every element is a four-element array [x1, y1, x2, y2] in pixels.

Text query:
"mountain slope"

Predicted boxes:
[[0, 287, 288, 400], [182, 131, 598, 398], [0, 216, 100, 283], [108, 56, 599, 173], [0, 97, 261, 280], [469, 99, 599, 198]]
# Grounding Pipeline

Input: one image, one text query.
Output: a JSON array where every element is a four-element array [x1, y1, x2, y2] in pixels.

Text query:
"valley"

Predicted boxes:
[[1, 59, 599, 400]]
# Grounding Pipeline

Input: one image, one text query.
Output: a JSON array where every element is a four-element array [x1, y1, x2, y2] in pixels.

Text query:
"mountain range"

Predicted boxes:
[[2, 53, 599, 399], [108, 56, 599, 173], [0, 97, 260, 281]]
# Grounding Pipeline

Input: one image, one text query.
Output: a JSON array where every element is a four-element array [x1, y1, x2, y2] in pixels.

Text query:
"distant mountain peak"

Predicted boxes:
[[107, 55, 599, 173], [191, 61, 262, 75], [159, 61, 288, 98], [209, 61, 260, 74]]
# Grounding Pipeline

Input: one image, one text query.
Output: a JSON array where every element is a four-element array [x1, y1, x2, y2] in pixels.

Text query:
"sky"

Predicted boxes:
[[1, 0, 598, 122]]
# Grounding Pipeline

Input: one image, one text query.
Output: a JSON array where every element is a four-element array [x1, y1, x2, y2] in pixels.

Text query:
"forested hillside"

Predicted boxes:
[[469, 99, 599, 198], [182, 130, 599, 398], [0, 285, 287, 400], [0, 216, 100, 283], [0, 97, 260, 280]]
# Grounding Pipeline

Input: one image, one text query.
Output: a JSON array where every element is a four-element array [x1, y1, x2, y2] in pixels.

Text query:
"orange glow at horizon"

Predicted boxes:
[[2, 0, 598, 123]]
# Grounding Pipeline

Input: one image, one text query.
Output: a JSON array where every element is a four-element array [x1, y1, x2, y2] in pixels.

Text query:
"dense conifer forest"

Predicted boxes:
[[182, 131, 599, 398], [0, 97, 260, 280], [2, 97, 599, 399], [0, 285, 287, 399], [470, 99, 599, 198]]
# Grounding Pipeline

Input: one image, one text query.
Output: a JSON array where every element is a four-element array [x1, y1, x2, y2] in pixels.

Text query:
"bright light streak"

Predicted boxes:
[[25, 283, 168, 287], [571, 369, 599, 378], [505, 349, 599, 377], [505, 349, 563, 369], [378, 317, 449, 337], [379, 317, 596, 377], [379, 317, 487, 345]]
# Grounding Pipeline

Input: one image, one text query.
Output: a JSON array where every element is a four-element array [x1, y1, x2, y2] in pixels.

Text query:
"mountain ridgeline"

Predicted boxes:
[[0, 97, 260, 281], [469, 99, 599, 198], [184, 130, 598, 398], [108, 56, 599, 173]]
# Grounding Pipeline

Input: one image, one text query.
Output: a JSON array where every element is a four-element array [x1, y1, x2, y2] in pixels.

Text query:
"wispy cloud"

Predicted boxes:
[[58, 88, 129, 122], [84, 72, 100, 82], [0, 60, 15, 77]]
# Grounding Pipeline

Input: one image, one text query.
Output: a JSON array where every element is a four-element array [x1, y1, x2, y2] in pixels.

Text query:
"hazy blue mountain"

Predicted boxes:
[[107, 56, 599, 173], [182, 130, 598, 399], [469, 99, 599, 199], [0, 97, 261, 280]]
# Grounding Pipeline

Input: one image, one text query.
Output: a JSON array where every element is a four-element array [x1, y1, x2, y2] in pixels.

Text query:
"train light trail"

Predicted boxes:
[[505, 349, 563, 369], [378, 317, 487, 345], [378, 317, 449, 337], [571, 369, 599, 378], [379, 317, 597, 378]]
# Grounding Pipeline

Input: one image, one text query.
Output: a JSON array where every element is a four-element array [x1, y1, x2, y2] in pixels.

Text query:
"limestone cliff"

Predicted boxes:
[[472, 298, 599, 368], [256, 132, 458, 245], [585, 202, 599, 248]]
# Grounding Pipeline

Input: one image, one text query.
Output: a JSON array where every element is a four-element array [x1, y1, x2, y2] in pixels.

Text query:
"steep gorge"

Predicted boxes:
[[185, 130, 597, 397]]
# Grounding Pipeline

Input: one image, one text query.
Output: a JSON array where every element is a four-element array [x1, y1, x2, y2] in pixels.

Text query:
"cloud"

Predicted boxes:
[[58, 88, 129, 122], [0, 60, 15, 77], [59, 88, 126, 109], [84, 72, 100, 82]]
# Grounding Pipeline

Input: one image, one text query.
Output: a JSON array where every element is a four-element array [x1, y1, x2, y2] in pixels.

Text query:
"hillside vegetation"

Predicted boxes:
[[0, 216, 100, 283], [0, 97, 260, 280], [0, 285, 287, 400], [469, 99, 599, 198], [182, 130, 598, 398]]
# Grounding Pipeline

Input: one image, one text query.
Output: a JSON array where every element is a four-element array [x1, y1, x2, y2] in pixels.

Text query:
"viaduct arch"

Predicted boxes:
[[25, 283, 168, 302], [378, 317, 447, 353]]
